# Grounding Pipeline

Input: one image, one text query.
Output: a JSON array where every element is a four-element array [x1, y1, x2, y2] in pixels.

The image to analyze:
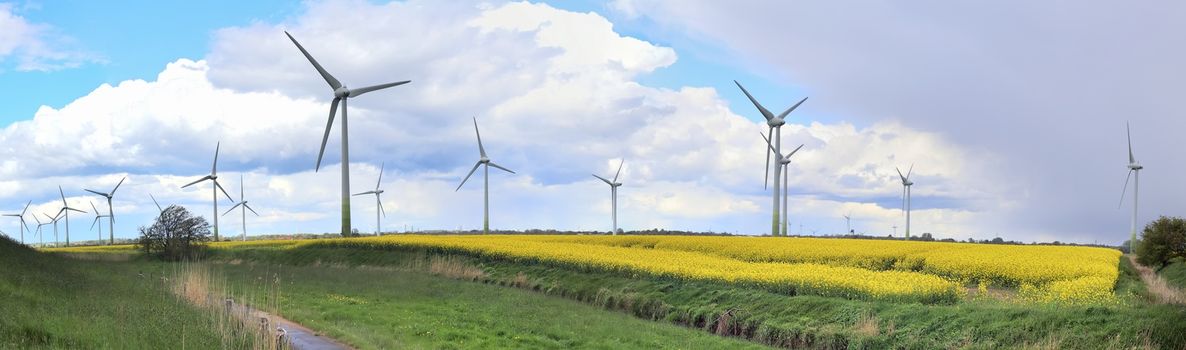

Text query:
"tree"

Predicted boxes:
[[1136, 216, 1186, 271], [137, 205, 211, 261]]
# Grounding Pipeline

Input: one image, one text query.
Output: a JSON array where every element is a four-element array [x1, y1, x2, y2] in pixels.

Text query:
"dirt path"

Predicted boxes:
[[1126, 255, 1186, 305], [226, 297, 352, 350]]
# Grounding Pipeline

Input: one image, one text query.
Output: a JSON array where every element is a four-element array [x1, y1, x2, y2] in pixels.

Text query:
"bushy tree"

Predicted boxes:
[[1136, 216, 1186, 271], [137, 205, 211, 261]]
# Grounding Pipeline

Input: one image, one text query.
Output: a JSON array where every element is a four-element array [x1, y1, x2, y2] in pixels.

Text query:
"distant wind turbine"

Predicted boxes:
[[43, 212, 60, 247], [285, 31, 411, 236], [33, 215, 49, 247], [592, 159, 625, 235], [56, 186, 86, 246], [181, 142, 234, 241], [90, 201, 111, 243], [223, 174, 260, 241], [3, 201, 31, 245], [456, 117, 516, 234], [352, 163, 387, 236], [843, 213, 852, 234], [1119, 122, 1144, 253], [735, 81, 807, 237], [896, 165, 915, 239], [760, 132, 804, 237], [84, 176, 126, 245]]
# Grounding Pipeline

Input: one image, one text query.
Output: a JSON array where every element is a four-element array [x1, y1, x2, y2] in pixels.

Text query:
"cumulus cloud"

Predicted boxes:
[[2, 0, 1002, 242]]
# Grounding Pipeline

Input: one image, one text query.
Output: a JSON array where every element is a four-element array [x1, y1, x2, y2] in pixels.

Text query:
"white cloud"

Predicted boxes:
[[0, 3, 99, 72], [1, 1, 1008, 242]]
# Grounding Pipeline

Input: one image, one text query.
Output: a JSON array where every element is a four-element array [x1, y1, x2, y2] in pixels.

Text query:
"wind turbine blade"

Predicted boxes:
[[775, 97, 809, 120], [350, 81, 410, 97], [734, 80, 773, 120], [59, 186, 67, 204], [895, 167, 906, 183], [613, 159, 624, 182], [376, 162, 384, 189], [315, 97, 341, 171], [150, 194, 163, 212], [488, 162, 515, 174], [786, 144, 805, 158], [239, 174, 245, 201], [763, 127, 773, 189], [1119, 169, 1133, 209], [473, 117, 486, 158], [214, 180, 234, 202], [212, 142, 220, 175], [223, 202, 244, 216], [90, 201, 99, 214], [67, 207, 86, 214], [456, 162, 481, 191], [91, 216, 100, 230], [1127, 122, 1135, 164], [84, 189, 107, 197], [378, 200, 386, 218], [284, 31, 342, 90], [245, 204, 260, 216], [906, 164, 914, 180], [22, 219, 30, 232], [111, 176, 127, 195], [181, 175, 212, 189], [592, 174, 613, 185], [352, 191, 376, 196], [21, 200, 31, 215]]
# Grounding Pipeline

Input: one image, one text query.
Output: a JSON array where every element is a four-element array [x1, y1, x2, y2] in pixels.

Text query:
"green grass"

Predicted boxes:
[[0, 237, 254, 349], [210, 243, 1186, 349], [1160, 258, 1186, 290], [214, 262, 767, 349]]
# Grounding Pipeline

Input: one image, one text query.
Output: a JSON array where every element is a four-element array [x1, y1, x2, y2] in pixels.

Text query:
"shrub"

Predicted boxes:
[[1136, 216, 1186, 271], [137, 205, 211, 261]]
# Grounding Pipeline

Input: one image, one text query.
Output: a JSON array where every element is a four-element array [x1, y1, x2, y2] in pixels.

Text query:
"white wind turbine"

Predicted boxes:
[[456, 117, 516, 234], [896, 165, 914, 239], [181, 142, 234, 241], [84, 176, 126, 245], [33, 215, 49, 248], [760, 132, 804, 237], [285, 31, 410, 236], [592, 159, 625, 235], [2, 201, 31, 245], [90, 201, 111, 244], [43, 212, 60, 247], [735, 81, 808, 236], [843, 213, 853, 234], [55, 186, 86, 246], [352, 163, 387, 236], [1119, 122, 1144, 253], [223, 174, 260, 241]]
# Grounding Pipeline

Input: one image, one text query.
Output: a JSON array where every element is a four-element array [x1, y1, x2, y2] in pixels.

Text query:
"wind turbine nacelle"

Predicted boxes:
[[768, 117, 786, 127], [1129, 163, 1143, 170], [335, 87, 351, 98]]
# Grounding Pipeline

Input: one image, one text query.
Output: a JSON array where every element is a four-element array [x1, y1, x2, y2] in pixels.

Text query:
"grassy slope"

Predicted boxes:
[[0, 237, 245, 348], [216, 263, 767, 349], [1160, 258, 1186, 290], [210, 244, 1186, 349]]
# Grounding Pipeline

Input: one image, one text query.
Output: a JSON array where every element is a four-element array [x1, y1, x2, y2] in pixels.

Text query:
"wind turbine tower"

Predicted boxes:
[[3, 201, 31, 245], [760, 132, 804, 237], [1119, 122, 1144, 253], [456, 117, 516, 234], [181, 142, 234, 241], [84, 176, 126, 245], [224, 174, 260, 241], [896, 165, 914, 239], [592, 159, 625, 235], [352, 164, 387, 236]]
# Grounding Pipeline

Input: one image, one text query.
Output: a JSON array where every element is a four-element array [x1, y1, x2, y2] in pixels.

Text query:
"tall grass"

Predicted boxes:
[[169, 262, 289, 350]]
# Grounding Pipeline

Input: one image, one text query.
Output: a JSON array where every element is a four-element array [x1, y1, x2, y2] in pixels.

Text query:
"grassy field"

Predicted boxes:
[[1161, 258, 1186, 290], [203, 237, 1186, 349], [213, 261, 766, 349], [0, 236, 258, 349]]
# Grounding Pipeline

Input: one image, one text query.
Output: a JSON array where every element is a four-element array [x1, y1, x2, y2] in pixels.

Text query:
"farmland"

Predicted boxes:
[[45, 235, 1186, 348]]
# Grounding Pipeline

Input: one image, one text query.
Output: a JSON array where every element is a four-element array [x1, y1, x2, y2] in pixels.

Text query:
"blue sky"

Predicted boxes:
[[1, 0, 1181, 246]]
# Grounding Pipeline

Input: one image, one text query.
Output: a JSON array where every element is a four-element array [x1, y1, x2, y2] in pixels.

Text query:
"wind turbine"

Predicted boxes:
[[735, 81, 807, 237], [43, 212, 60, 247], [760, 132, 804, 237], [181, 142, 234, 241], [352, 163, 386, 236], [33, 215, 49, 248], [90, 201, 110, 243], [1119, 122, 1144, 254], [456, 117, 516, 234], [843, 213, 852, 234], [223, 174, 260, 241], [896, 165, 914, 239], [84, 176, 126, 245], [55, 186, 86, 246], [2, 201, 31, 245], [592, 159, 624, 235], [284, 31, 411, 237]]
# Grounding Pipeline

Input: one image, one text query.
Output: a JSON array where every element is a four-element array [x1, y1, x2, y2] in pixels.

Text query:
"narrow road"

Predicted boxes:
[[226, 298, 352, 350], [1127, 255, 1185, 305]]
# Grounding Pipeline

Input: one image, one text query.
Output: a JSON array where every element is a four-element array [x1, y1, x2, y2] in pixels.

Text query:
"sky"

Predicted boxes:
[[1, 0, 1181, 245]]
